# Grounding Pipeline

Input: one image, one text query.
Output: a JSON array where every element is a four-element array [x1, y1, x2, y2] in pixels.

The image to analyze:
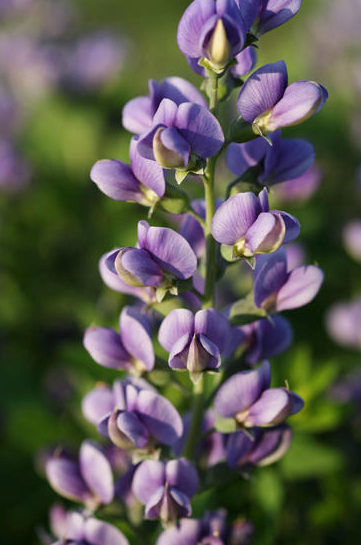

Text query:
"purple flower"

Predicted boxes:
[[137, 98, 224, 170], [82, 378, 183, 452], [343, 220, 361, 262], [285, 241, 305, 270], [237, 61, 328, 136], [156, 510, 228, 545], [231, 46, 258, 78], [90, 137, 165, 206], [211, 188, 300, 258], [177, 0, 246, 73], [50, 511, 128, 545], [275, 164, 322, 202], [226, 424, 293, 469], [214, 360, 303, 427], [252, 0, 303, 36], [123, 76, 207, 135], [105, 220, 197, 295], [132, 458, 199, 523], [326, 296, 361, 349], [45, 440, 114, 509], [253, 247, 324, 312], [241, 314, 293, 365], [83, 306, 154, 374], [227, 130, 315, 186], [158, 308, 232, 379]]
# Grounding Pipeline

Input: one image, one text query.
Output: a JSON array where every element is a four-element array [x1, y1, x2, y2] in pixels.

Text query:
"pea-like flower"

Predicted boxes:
[[50, 511, 129, 545], [211, 188, 300, 258], [253, 247, 324, 312], [274, 165, 322, 203], [177, 0, 246, 72], [214, 361, 303, 428], [226, 424, 293, 469], [156, 510, 229, 545], [227, 130, 315, 186], [90, 137, 165, 207], [46, 440, 114, 510], [240, 315, 293, 365], [105, 220, 197, 297], [237, 61, 328, 136], [83, 306, 154, 374], [158, 308, 232, 380], [132, 458, 199, 524], [137, 98, 224, 170], [82, 378, 183, 453], [122, 76, 207, 135], [235, 0, 303, 37]]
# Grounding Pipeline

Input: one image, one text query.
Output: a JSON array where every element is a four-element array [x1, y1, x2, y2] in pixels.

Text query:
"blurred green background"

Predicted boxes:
[[0, 0, 360, 543]]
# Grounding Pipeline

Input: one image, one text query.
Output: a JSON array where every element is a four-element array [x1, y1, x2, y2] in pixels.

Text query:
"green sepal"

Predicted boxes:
[[229, 292, 267, 325], [215, 415, 237, 433], [221, 244, 240, 263], [175, 170, 188, 185], [159, 182, 190, 214], [243, 256, 256, 269], [229, 116, 258, 143]]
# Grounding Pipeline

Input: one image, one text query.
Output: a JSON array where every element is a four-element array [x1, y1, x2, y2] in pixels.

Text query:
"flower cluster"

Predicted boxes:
[[41, 1, 327, 543]]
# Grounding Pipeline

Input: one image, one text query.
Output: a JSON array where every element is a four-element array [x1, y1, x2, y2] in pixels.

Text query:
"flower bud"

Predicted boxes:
[[206, 19, 231, 69], [153, 127, 185, 169], [108, 411, 136, 450], [114, 249, 145, 287]]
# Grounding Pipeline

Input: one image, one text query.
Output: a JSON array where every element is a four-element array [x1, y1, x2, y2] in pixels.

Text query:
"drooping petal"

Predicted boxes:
[[214, 361, 271, 417], [166, 458, 199, 498], [116, 410, 150, 448], [211, 192, 262, 245], [79, 441, 114, 504], [122, 96, 153, 134], [99, 251, 151, 300], [249, 425, 293, 466], [276, 265, 324, 311], [232, 46, 257, 77], [142, 225, 198, 280], [46, 456, 90, 503], [244, 315, 293, 365], [268, 81, 328, 131], [253, 248, 288, 309], [237, 61, 288, 123], [129, 137, 165, 198], [176, 102, 225, 158], [83, 327, 130, 369], [158, 309, 194, 351], [120, 306, 154, 371], [245, 387, 294, 426], [177, 0, 216, 58], [258, 0, 303, 36], [226, 138, 268, 177], [85, 517, 129, 545], [132, 460, 165, 504], [245, 212, 285, 255], [263, 137, 315, 185], [82, 385, 115, 424], [194, 308, 231, 353], [90, 159, 143, 203], [119, 248, 163, 286], [168, 333, 193, 369], [136, 390, 183, 445], [235, 0, 263, 30], [226, 430, 255, 469], [153, 98, 179, 126]]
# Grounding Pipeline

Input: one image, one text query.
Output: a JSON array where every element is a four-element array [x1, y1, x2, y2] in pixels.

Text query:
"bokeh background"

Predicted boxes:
[[1, 0, 361, 543]]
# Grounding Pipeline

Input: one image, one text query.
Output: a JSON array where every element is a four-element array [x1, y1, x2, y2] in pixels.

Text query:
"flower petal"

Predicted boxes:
[[120, 306, 154, 371], [237, 61, 288, 123], [132, 460, 165, 504], [156, 518, 201, 545], [246, 387, 294, 426], [253, 248, 288, 309], [85, 517, 129, 545], [249, 425, 293, 467], [120, 248, 163, 286], [100, 251, 151, 300], [158, 309, 194, 352], [166, 458, 199, 497], [276, 265, 324, 311], [136, 390, 183, 445], [83, 326, 130, 370], [122, 96, 153, 134], [226, 138, 268, 177], [226, 430, 255, 468], [158, 76, 207, 108], [90, 159, 143, 203], [82, 385, 115, 424], [194, 308, 231, 353], [129, 137, 165, 198], [211, 192, 262, 245], [79, 441, 114, 504], [258, 0, 303, 35], [46, 456, 89, 503], [177, 0, 216, 58], [116, 410, 150, 448]]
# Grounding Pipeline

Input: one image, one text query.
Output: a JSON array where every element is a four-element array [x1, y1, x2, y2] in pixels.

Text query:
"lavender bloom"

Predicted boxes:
[[105, 220, 197, 294], [132, 458, 199, 523], [275, 165, 322, 202], [123, 77, 207, 135], [343, 220, 361, 262], [211, 188, 300, 258], [214, 361, 303, 427], [177, 0, 246, 73], [247, 0, 303, 36], [285, 241, 305, 270], [137, 98, 224, 170], [82, 378, 183, 452], [91, 137, 165, 206], [227, 130, 315, 186], [253, 247, 324, 312], [83, 306, 154, 374], [0, 139, 31, 192], [50, 511, 129, 545], [326, 296, 361, 349], [240, 315, 293, 365], [62, 31, 125, 91], [237, 61, 328, 136], [46, 440, 114, 509], [226, 424, 293, 469], [158, 308, 232, 378], [232, 46, 258, 78], [156, 510, 228, 545]]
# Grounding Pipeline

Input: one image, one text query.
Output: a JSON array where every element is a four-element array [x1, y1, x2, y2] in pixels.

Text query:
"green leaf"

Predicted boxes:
[[229, 292, 267, 325]]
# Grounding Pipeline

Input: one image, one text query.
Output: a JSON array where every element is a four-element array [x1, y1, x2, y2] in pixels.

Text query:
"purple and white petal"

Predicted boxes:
[[83, 326, 129, 369], [129, 137, 165, 198], [276, 265, 324, 311], [226, 138, 268, 177], [156, 518, 201, 545], [132, 460, 166, 505], [226, 430, 255, 469], [120, 306, 154, 371], [90, 159, 143, 203], [119, 248, 163, 286], [211, 192, 262, 245], [158, 76, 207, 108]]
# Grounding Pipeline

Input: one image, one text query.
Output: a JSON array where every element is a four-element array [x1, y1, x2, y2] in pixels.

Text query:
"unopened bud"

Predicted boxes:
[[153, 127, 185, 169], [207, 19, 231, 69]]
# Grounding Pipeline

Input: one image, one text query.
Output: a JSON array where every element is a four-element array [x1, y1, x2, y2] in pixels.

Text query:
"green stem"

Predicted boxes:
[[183, 76, 220, 460], [187, 208, 206, 228]]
